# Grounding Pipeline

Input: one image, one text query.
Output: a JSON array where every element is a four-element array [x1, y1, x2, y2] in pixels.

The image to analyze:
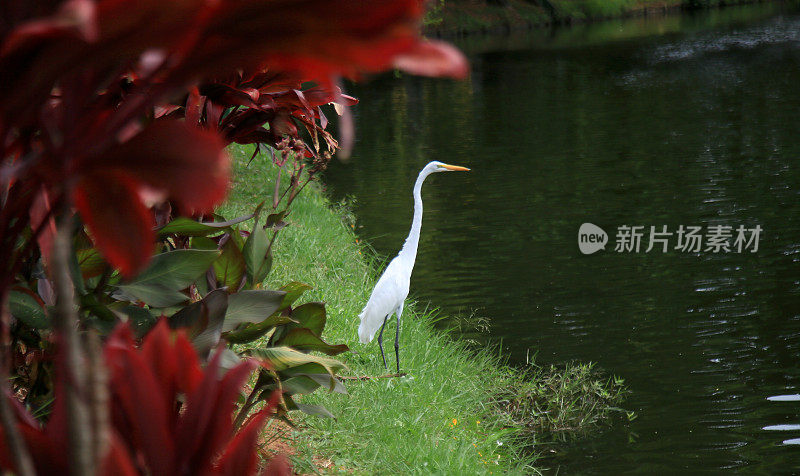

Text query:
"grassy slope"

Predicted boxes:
[[220, 145, 532, 474]]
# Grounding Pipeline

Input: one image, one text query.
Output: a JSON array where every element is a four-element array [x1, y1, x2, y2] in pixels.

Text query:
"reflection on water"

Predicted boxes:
[[323, 3, 800, 473], [763, 424, 800, 430]]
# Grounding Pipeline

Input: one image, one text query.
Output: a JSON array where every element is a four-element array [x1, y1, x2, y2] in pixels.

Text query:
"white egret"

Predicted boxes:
[[358, 161, 470, 373]]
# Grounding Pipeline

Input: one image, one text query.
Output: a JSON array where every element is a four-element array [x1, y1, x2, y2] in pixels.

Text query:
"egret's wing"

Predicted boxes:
[[358, 258, 410, 343]]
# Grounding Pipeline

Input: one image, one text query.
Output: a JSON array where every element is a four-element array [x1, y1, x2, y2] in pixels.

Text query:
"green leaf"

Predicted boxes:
[[216, 348, 242, 372], [117, 250, 218, 307], [302, 373, 347, 394], [222, 290, 286, 332], [68, 244, 87, 295], [265, 211, 288, 230], [243, 225, 270, 286], [169, 300, 205, 333], [298, 373, 348, 394], [8, 290, 49, 329], [76, 247, 106, 280], [229, 225, 245, 250], [283, 394, 299, 411], [247, 347, 346, 380], [192, 290, 229, 355], [115, 285, 188, 308], [86, 316, 117, 335], [223, 314, 294, 344], [213, 238, 245, 290], [194, 271, 209, 297], [169, 289, 228, 354], [278, 281, 313, 310], [79, 293, 117, 322], [281, 375, 322, 395], [257, 252, 273, 285], [117, 305, 156, 338], [276, 328, 349, 356], [294, 403, 335, 419], [281, 394, 336, 418], [191, 236, 218, 251], [157, 215, 253, 237], [123, 249, 219, 288], [281, 392, 337, 418], [290, 302, 326, 336]]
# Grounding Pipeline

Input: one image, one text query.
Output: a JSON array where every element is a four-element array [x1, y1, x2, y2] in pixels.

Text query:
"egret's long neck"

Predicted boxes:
[[398, 170, 430, 265]]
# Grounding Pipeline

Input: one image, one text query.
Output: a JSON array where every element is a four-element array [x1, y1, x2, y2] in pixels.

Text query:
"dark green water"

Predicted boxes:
[[323, 4, 800, 473]]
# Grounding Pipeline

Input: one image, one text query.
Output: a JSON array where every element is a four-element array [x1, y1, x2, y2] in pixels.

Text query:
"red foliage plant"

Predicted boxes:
[[0, 0, 467, 289], [0, 320, 290, 475], [0, 1, 467, 471]]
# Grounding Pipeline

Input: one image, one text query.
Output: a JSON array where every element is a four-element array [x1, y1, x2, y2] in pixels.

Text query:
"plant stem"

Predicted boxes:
[[272, 163, 282, 209], [86, 331, 109, 469], [233, 386, 261, 431], [51, 215, 95, 475], [0, 297, 35, 476]]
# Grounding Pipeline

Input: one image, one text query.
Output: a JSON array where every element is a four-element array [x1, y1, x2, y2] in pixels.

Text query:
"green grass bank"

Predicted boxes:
[[220, 145, 628, 474], [425, 0, 777, 36]]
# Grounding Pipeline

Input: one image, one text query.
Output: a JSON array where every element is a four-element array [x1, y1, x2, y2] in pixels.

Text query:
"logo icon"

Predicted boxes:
[[579, 223, 607, 255]]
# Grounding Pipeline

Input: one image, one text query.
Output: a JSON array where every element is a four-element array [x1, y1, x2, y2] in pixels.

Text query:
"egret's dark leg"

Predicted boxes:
[[394, 304, 403, 374], [394, 311, 401, 374], [377, 315, 390, 369]]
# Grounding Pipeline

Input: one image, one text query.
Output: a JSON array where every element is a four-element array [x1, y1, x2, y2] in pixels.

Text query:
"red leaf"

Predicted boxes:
[[84, 120, 230, 214], [0, 389, 58, 473], [155, 104, 182, 118], [19, 424, 66, 474], [215, 409, 268, 475], [142, 320, 181, 419], [174, 331, 205, 393], [170, 0, 433, 80], [100, 433, 139, 476], [106, 322, 137, 350], [392, 40, 469, 78], [301, 88, 358, 108], [0, 0, 98, 57], [200, 83, 260, 109], [242, 71, 303, 93], [270, 114, 297, 137], [111, 349, 176, 475], [30, 186, 57, 266], [74, 169, 154, 279], [185, 86, 204, 126], [176, 349, 256, 473], [0, 321, 284, 476], [42, 339, 70, 461], [262, 454, 292, 476], [206, 103, 225, 130], [106, 326, 176, 475]]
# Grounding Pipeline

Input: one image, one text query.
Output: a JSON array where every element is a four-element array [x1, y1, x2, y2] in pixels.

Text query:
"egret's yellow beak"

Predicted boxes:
[[440, 163, 470, 172]]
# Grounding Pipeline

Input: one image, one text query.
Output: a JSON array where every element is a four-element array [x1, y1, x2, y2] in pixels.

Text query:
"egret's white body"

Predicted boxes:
[[357, 161, 469, 372]]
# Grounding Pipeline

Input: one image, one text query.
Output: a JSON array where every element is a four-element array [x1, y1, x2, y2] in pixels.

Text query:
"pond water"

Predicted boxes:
[[322, 3, 800, 473]]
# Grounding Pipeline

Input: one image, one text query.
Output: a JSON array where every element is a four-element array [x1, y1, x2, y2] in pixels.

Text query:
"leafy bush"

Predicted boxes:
[[0, 0, 468, 295], [0, 0, 467, 472], [0, 320, 291, 475], [11, 201, 351, 420]]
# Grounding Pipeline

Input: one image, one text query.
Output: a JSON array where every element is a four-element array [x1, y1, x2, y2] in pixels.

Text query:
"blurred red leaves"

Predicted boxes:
[[0, 0, 467, 278], [70, 121, 230, 276], [393, 39, 470, 78], [0, 320, 288, 475], [0, 1, 468, 471]]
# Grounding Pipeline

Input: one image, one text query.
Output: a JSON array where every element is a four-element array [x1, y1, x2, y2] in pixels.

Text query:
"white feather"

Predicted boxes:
[[358, 256, 410, 343], [356, 161, 469, 371]]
